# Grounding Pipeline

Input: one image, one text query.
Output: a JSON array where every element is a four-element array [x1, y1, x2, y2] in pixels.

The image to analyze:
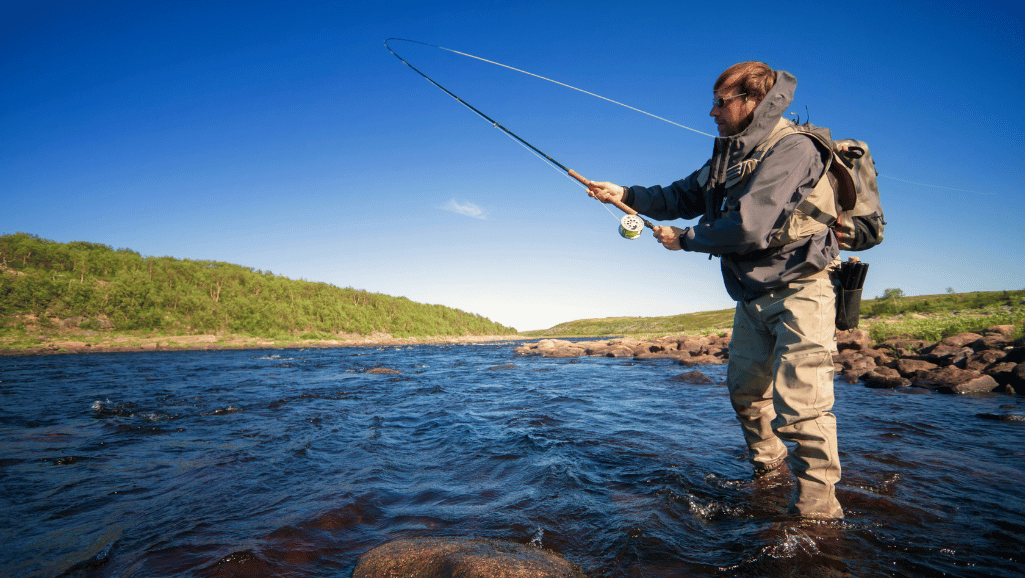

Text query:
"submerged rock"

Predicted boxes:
[[353, 537, 583, 578]]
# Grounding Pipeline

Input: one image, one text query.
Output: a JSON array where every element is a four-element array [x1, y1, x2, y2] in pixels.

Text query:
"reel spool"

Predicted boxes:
[[619, 214, 644, 240]]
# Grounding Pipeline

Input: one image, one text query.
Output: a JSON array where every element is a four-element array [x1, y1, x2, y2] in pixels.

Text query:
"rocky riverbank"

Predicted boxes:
[[0, 331, 523, 356], [514, 325, 1025, 396]]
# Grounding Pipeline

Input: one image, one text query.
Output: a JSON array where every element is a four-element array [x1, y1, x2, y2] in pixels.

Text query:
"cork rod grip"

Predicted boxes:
[[568, 169, 637, 216]]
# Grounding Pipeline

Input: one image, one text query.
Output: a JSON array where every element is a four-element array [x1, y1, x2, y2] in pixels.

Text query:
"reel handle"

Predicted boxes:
[[568, 169, 639, 217]]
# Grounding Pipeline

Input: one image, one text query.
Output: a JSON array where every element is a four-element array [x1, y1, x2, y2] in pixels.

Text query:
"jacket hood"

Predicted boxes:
[[728, 70, 796, 157], [706, 70, 796, 189]]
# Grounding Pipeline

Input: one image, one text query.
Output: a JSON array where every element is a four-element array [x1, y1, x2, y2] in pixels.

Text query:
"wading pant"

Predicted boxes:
[[727, 268, 843, 519]]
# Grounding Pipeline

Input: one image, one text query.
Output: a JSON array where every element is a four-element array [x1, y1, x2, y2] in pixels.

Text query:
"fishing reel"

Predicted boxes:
[[619, 215, 645, 240]]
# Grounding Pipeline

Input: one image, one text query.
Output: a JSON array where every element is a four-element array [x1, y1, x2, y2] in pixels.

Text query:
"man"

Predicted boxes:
[[586, 61, 843, 519]]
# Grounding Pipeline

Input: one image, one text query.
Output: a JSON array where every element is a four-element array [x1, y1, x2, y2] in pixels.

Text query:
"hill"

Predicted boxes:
[[524, 289, 1025, 344], [0, 233, 518, 351]]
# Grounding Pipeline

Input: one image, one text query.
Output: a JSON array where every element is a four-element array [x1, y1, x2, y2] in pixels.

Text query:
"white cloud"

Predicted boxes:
[[441, 199, 487, 220]]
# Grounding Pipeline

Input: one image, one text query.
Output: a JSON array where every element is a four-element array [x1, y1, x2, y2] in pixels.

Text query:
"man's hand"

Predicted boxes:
[[585, 181, 626, 205], [653, 225, 685, 251]]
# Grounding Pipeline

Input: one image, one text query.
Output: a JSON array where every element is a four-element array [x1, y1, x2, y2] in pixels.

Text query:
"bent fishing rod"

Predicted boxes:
[[384, 37, 656, 240]]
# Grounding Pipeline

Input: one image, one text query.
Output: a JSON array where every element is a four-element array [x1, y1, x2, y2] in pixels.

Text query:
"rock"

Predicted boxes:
[[919, 344, 973, 365], [982, 325, 1016, 339], [515, 339, 584, 357], [880, 337, 930, 352], [353, 538, 583, 578], [368, 367, 400, 375], [976, 413, 1025, 422], [985, 362, 1021, 386], [487, 363, 517, 371], [912, 366, 999, 394], [677, 354, 725, 367], [633, 352, 673, 360], [939, 332, 985, 349], [836, 328, 872, 352], [972, 334, 1012, 351], [605, 346, 635, 358], [833, 350, 876, 377], [895, 358, 938, 378], [676, 336, 706, 354], [863, 348, 895, 366], [863, 368, 911, 389], [965, 349, 1007, 372], [545, 348, 586, 356], [652, 339, 679, 352], [671, 370, 714, 384]]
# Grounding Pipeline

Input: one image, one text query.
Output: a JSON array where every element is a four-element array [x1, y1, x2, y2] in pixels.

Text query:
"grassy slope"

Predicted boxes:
[[0, 233, 518, 349], [524, 290, 1025, 343]]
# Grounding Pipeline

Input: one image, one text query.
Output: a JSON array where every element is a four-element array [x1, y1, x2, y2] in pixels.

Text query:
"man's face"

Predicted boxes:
[[710, 86, 759, 136]]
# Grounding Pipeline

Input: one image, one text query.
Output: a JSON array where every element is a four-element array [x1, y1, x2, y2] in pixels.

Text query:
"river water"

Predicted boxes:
[[1, 343, 1023, 577]]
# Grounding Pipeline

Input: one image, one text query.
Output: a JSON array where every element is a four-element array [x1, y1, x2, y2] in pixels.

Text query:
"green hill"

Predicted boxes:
[[524, 289, 1025, 343], [0, 233, 518, 342]]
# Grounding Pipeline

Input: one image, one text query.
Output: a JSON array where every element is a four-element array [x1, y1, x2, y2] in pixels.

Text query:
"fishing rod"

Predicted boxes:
[[387, 38, 978, 203], [384, 37, 656, 240]]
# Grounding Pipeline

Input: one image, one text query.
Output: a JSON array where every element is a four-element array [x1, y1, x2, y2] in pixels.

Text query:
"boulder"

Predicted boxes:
[[352, 538, 583, 578], [965, 349, 1007, 372], [895, 358, 938, 377], [368, 367, 400, 375], [939, 332, 985, 349], [982, 325, 1017, 339], [671, 370, 714, 384], [863, 367, 911, 389], [880, 337, 930, 352], [677, 354, 725, 367], [863, 348, 896, 367], [912, 366, 999, 394], [605, 346, 635, 358], [833, 350, 876, 377], [918, 343, 972, 365], [836, 328, 872, 352]]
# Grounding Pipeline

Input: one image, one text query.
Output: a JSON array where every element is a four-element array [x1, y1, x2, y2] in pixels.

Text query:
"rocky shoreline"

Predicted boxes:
[[6, 325, 1023, 397], [0, 332, 524, 356], [514, 325, 1025, 396]]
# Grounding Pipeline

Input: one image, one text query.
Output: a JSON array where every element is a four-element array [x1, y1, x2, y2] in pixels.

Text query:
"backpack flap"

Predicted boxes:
[[833, 139, 885, 251]]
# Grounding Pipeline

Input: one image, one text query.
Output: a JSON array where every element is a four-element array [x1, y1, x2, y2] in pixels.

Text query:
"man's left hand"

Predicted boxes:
[[653, 226, 684, 250]]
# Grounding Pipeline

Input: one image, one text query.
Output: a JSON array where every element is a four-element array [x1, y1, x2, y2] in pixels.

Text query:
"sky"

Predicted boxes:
[[2, 1, 1023, 331]]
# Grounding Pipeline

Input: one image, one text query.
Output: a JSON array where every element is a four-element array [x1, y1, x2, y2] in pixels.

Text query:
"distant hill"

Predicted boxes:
[[0, 233, 518, 339], [524, 289, 1025, 343]]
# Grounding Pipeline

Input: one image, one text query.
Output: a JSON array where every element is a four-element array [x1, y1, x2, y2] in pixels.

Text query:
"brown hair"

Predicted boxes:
[[714, 61, 776, 102]]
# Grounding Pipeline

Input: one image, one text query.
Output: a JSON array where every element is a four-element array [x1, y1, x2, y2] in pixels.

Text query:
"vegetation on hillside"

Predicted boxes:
[[525, 288, 1025, 343], [0, 233, 518, 339]]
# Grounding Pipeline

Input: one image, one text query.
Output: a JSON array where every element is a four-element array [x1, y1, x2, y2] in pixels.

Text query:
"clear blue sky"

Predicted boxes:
[[3, 1, 1023, 330]]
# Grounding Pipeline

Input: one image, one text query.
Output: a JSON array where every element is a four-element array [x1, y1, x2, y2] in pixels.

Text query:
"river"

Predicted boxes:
[[1, 343, 1023, 577]]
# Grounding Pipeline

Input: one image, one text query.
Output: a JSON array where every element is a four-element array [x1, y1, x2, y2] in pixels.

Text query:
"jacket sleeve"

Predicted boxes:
[[679, 135, 826, 255], [622, 163, 710, 221]]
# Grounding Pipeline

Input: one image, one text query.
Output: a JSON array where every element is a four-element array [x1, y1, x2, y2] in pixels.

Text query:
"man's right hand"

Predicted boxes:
[[585, 181, 626, 205]]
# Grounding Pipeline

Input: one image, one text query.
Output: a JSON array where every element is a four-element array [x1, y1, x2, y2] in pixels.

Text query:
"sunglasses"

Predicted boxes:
[[713, 93, 747, 108]]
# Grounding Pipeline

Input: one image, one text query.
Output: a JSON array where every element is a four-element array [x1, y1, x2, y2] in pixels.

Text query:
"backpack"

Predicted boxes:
[[739, 120, 885, 251], [831, 139, 885, 251]]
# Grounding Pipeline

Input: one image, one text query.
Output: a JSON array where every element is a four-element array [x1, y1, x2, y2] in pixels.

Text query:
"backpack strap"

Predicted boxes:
[[726, 119, 839, 227]]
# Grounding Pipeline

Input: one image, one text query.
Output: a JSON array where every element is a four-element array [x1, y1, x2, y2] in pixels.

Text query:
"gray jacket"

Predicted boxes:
[[625, 71, 839, 302]]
